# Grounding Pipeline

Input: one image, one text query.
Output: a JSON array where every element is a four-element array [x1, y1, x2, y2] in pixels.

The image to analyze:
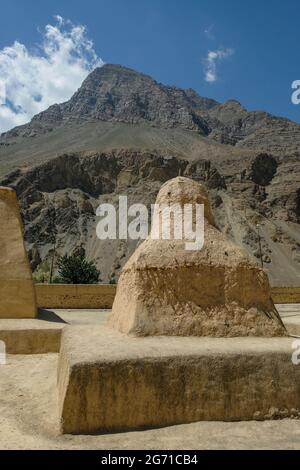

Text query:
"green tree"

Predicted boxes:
[[57, 251, 100, 284]]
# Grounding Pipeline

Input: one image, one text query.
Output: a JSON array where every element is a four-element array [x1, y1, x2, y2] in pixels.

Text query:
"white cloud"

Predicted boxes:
[[0, 16, 104, 134], [203, 48, 234, 83]]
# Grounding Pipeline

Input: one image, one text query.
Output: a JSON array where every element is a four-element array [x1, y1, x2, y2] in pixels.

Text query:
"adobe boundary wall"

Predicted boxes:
[[35, 284, 300, 309], [35, 284, 117, 309], [271, 287, 300, 305]]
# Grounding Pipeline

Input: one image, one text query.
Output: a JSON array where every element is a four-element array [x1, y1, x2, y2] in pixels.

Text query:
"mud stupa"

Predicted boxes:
[[109, 177, 286, 337], [0, 187, 37, 318]]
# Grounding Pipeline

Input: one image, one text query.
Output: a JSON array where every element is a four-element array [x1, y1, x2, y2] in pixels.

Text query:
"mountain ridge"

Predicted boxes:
[[2, 63, 300, 154]]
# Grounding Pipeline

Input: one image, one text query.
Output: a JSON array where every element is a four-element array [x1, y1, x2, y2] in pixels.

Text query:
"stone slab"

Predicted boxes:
[[0, 309, 109, 354], [0, 324, 62, 354], [58, 325, 300, 434]]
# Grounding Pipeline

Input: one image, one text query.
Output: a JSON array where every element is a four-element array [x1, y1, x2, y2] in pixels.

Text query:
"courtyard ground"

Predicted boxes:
[[0, 304, 300, 450]]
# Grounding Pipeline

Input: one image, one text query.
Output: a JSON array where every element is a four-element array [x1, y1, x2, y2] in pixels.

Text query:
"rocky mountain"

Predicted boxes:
[[0, 64, 299, 286], [1, 65, 214, 139], [3, 64, 300, 154]]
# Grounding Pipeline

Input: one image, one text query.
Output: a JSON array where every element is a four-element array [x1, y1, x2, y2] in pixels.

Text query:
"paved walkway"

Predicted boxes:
[[276, 304, 300, 318], [276, 304, 300, 336]]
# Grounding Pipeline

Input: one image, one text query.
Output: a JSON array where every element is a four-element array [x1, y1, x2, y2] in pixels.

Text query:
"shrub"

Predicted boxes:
[[57, 252, 100, 284], [32, 260, 50, 283]]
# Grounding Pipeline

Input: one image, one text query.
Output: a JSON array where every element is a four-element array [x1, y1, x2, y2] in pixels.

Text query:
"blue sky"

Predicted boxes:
[[0, 0, 300, 132]]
